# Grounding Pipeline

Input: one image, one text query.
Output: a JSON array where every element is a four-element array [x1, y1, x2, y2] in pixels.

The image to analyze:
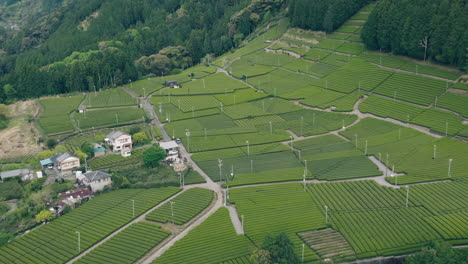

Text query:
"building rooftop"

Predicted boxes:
[[0, 169, 33, 179], [159, 141, 178, 150], [83, 171, 112, 182], [106, 131, 130, 141], [51, 153, 79, 164]]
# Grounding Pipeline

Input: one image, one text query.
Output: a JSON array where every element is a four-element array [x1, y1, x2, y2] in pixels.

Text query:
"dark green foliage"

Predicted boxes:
[[142, 145, 167, 168], [81, 142, 94, 158], [362, 0, 467, 68], [405, 241, 468, 264], [0, 0, 285, 103], [0, 232, 12, 247], [288, 0, 371, 32], [260, 232, 300, 264], [46, 138, 58, 149]]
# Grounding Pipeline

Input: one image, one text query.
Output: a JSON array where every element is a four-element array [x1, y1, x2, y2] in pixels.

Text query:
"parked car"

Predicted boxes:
[[175, 138, 182, 144]]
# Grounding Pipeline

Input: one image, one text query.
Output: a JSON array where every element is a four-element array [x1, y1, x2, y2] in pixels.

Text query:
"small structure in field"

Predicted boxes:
[[78, 106, 87, 113], [76, 171, 112, 192], [159, 140, 179, 156], [93, 144, 106, 157], [166, 80, 180, 88], [105, 131, 132, 157], [0, 169, 34, 181]]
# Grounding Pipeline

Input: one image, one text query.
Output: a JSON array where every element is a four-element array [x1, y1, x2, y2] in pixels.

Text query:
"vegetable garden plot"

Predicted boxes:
[[75, 222, 170, 264], [332, 207, 440, 258], [74, 107, 145, 129], [229, 183, 324, 262], [38, 96, 83, 135], [153, 208, 253, 264], [85, 88, 137, 108], [298, 229, 356, 263], [146, 188, 214, 225], [0, 188, 180, 264], [372, 73, 446, 106]]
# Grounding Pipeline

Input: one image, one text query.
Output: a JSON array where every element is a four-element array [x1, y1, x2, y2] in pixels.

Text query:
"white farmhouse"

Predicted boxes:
[[105, 131, 132, 157]]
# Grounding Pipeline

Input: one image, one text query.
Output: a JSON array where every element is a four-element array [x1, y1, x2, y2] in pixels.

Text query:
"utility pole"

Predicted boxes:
[[241, 215, 244, 234], [433, 145, 437, 159], [355, 134, 358, 149], [269, 121, 273, 134], [131, 199, 135, 217], [365, 140, 368, 155], [170, 201, 175, 224], [302, 243, 305, 264], [76, 231, 81, 253], [202, 79, 206, 89], [420, 36, 429, 62], [204, 128, 207, 140], [300, 116, 304, 136], [220, 102, 223, 112], [324, 205, 328, 224], [445, 122, 448, 136], [246, 141, 250, 156], [185, 129, 191, 152], [405, 186, 410, 208], [179, 172, 183, 187], [218, 159, 223, 182], [115, 113, 119, 124], [448, 159, 453, 177], [251, 160, 253, 173]]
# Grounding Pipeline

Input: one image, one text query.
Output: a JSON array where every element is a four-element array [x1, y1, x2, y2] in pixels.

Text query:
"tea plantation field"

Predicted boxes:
[[0, 188, 181, 264]]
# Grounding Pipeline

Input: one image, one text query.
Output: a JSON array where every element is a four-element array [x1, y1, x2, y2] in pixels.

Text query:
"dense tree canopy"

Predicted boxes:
[[288, 0, 371, 32], [0, 0, 285, 103], [362, 0, 467, 69], [405, 241, 468, 264]]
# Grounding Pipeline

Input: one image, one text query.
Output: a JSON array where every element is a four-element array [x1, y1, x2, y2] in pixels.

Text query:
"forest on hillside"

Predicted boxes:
[[0, 0, 285, 102], [288, 0, 371, 32], [362, 0, 467, 69]]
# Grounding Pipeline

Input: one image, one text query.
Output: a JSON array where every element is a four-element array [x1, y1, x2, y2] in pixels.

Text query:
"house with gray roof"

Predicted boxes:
[[76, 171, 112, 192], [50, 153, 81, 172], [0, 169, 34, 181]]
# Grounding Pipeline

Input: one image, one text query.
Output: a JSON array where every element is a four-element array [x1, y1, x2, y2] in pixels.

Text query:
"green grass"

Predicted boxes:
[[85, 88, 137, 108], [0, 188, 181, 264], [229, 183, 323, 263], [75, 222, 170, 264], [146, 188, 214, 225], [436, 92, 468, 118], [373, 72, 446, 106], [153, 208, 253, 264], [74, 107, 145, 129], [38, 95, 84, 135]]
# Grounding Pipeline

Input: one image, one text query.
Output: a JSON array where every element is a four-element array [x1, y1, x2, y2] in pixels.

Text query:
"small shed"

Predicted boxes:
[[93, 144, 106, 157], [78, 106, 87, 113], [166, 80, 180, 88], [40, 158, 54, 168], [159, 141, 179, 155]]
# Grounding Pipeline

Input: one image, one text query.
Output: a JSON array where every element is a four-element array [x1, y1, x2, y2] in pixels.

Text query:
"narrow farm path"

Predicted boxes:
[[373, 63, 457, 82]]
